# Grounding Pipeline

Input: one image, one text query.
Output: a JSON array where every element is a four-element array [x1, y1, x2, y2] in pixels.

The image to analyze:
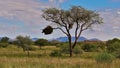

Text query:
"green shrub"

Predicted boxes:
[[50, 50, 62, 57], [73, 45, 83, 55], [60, 44, 83, 55], [107, 42, 120, 53], [112, 50, 120, 58], [81, 44, 97, 52], [34, 38, 50, 46], [97, 43, 105, 52], [95, 53, 115, 63], [106, 38, 120, 58]]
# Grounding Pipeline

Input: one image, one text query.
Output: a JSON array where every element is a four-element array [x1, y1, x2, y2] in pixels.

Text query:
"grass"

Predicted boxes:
[[0, 45, 120, 68], [0, 56, 120, 68]]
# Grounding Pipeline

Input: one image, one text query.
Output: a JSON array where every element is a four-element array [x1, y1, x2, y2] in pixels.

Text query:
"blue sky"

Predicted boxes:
[[60, 0, 120, 10], [0, 0, 120, 40]]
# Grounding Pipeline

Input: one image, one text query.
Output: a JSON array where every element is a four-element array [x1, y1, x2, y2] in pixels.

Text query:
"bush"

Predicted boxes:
[[106, 38, 120, 58], [111, 50, 120, 58], [0, 43, 8, 48], [50, 50, 62, 57], [34, 39, 50, 46], [95, 53, 115, 63], [60, 44, 83, 55], [107, 42, 120, 53], [73, 45, 83, 55], [81, 44, 97, 52]]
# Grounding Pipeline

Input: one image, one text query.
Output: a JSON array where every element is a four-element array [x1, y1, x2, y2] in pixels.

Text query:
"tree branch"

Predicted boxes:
[[81, 22, 95, 31], [54, 27, 69, 36]]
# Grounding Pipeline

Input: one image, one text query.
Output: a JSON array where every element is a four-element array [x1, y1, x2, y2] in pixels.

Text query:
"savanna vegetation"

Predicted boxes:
[[0, 35, 120, 68]]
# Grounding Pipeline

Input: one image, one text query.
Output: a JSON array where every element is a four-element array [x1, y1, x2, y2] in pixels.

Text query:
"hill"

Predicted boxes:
[[55, 36, 87, 42]]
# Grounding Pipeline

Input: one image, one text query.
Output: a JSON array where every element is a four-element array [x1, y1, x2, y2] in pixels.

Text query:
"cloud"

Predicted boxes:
[[117, 11, 120, 14], [49, 0, 66, 3], [0, 0, 55, 26], [87, 9, 120, 40], [0, 0, 58, 38]]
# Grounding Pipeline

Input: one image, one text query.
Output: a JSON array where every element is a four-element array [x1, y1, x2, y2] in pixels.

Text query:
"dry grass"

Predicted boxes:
[[0, 56, 120, 68], [0, 45, 120, 68]]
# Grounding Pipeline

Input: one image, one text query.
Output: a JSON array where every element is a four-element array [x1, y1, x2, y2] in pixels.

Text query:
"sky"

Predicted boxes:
[[0, 0, 120, 41]]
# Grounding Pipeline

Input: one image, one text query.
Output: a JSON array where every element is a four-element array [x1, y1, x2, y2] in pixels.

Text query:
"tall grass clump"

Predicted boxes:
[[50, 50, 62, 57], [95, 52, 115, 63]]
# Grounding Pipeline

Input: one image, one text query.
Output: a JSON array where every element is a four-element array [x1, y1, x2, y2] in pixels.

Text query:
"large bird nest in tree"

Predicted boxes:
[[42, 26, 53, 35]]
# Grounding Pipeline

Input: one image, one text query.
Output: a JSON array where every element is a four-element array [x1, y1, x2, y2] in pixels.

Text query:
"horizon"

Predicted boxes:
[[0, 35, 119, 41], [0, 0, 120, 41]]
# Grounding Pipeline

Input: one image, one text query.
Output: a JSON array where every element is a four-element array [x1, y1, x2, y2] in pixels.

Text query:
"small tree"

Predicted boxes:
[[42, 6, 103, 57], [0, 37, 9, 48], [0, 37, 9, 43], [34, 38, 49, 48], [16, 35, 33, 56]]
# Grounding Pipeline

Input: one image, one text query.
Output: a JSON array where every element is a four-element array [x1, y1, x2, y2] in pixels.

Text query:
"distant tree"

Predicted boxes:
[[0, 37, 9, 48], [50, 40, 60, 46], [42, 6, 103, 57], [34, 38, 49, 48], [106, 38, 120, 46], [0, 37, 9, 43], [15, 35, 33, 56]]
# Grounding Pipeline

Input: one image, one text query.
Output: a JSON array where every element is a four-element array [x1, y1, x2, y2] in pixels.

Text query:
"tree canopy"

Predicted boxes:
[[15, 35, 33, 52]]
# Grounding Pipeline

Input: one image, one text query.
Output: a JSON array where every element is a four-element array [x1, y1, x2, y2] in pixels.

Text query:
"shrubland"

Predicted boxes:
[[0, 37, 120, 68]]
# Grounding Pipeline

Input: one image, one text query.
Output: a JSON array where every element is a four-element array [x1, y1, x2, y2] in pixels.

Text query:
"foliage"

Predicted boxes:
[[73, 45, 83, 55], [0, 37, 9, 48], [106, 38, 120, 53], [34, 38, 49, 47], [95, 52, 115, 63], [15, 35, 33, 52], [81, 43, 97, 52], [115, 50, 120, 58], [81, 41, 105, 52], [0, 37, 9, 43], [106, 38, 120, 58]]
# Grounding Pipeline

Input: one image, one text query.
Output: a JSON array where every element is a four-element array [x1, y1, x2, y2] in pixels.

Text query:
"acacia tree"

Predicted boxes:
[[16, 35, 33, 56], [42, 6, 103, 57]]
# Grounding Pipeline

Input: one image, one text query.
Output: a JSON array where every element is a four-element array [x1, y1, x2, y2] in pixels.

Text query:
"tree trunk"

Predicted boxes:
[[72, 41, 77, 49], [69, 44, 73, 57], [68, 36, 73, 57]]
